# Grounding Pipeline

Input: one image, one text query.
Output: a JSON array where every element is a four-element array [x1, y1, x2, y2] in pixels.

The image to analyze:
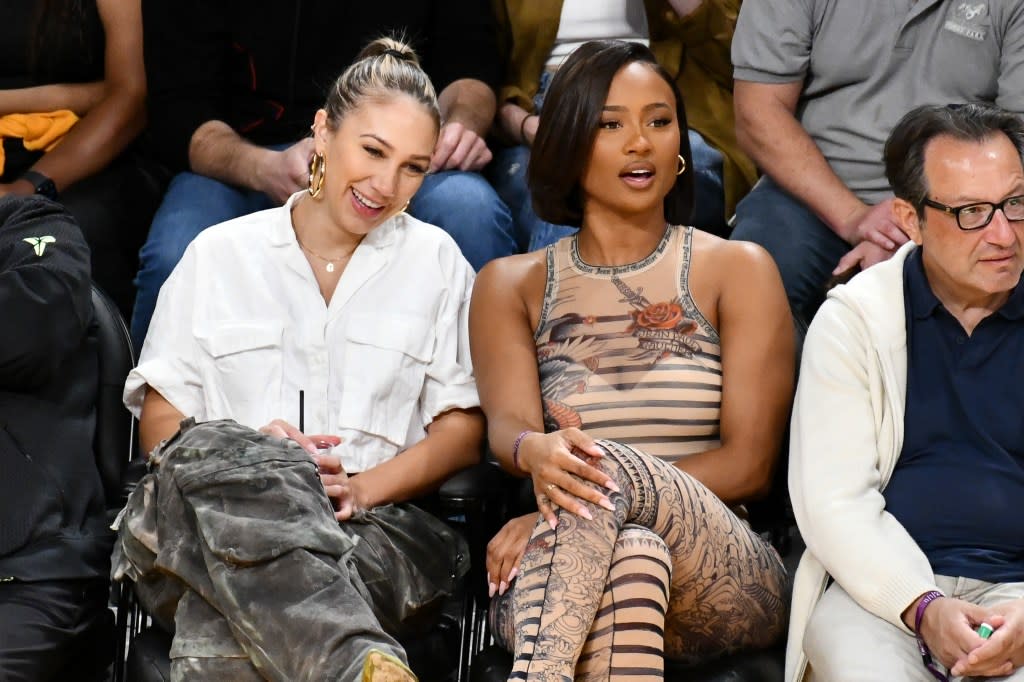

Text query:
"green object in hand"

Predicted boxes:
[[977, 622, 994, 640]]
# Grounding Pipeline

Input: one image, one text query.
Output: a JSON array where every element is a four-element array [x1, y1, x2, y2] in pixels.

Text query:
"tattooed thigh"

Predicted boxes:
[[660, 481, 789, 661]]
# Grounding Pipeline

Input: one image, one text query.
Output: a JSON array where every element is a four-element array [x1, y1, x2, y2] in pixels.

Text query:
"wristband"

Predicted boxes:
[[519, 114, 534, 146], [913, 591, 949, 682], [511, 430, 534, 472], [914, 590, 944, 634]]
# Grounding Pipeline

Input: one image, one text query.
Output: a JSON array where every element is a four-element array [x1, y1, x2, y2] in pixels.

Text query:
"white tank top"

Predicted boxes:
[[546, 0, 650, 71]]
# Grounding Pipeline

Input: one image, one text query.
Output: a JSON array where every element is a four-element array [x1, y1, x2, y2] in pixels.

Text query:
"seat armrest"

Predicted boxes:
[[439, 462, 507, 511], [118, 457, 149, 509]]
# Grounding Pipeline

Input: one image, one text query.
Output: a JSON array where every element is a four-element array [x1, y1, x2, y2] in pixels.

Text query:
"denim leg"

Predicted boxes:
[[130, 172, 274, 350], [688, 130, 728, 237], [408, 170, 516, 270], [487, 145, 576, 253], [730, 176, 850, 319]]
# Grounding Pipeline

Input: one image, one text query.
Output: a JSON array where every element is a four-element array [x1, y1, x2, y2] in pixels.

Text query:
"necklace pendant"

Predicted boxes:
[[326, 262, 335, 273]]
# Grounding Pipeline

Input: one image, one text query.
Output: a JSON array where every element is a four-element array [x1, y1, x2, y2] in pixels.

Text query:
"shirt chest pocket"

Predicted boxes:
[[198, 322, 284, 427], [339, 314, 432, 446]]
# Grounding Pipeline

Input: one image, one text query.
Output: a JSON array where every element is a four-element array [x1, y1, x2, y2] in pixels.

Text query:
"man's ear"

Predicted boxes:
[[893, 198, 924, 245]]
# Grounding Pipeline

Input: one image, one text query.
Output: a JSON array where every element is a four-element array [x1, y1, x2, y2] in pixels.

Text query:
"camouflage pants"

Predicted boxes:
[[113, 419, 426, 682]]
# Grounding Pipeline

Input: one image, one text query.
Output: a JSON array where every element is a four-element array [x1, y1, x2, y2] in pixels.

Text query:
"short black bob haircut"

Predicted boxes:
[[528, 40, 695, 228]]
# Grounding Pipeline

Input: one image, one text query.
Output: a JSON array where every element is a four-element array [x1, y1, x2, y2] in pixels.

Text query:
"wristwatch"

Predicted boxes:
[[20, 170, 59, 201]]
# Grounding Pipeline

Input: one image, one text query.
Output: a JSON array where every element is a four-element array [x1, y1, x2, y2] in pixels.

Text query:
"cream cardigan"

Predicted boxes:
[[785, 242, 941, 681]]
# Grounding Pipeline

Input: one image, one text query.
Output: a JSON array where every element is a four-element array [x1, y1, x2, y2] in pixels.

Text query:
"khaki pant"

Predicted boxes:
[[805, 575, 1024, 682]]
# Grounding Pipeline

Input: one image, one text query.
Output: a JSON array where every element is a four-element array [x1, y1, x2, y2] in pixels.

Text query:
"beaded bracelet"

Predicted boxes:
[[511, 429, 535, 472]]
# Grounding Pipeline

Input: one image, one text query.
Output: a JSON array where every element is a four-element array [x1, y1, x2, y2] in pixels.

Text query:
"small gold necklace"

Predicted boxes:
[[295, 238, 357, 273]]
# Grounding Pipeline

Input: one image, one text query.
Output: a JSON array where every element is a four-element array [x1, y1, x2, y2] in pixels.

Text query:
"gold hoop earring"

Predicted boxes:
[[308, 153, 326, 198], [676, 154, 687, 176]]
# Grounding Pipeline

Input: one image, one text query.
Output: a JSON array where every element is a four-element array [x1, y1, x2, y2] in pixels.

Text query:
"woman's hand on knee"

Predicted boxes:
[[518, 429, 619, 529], [486, 513, 537, 597]]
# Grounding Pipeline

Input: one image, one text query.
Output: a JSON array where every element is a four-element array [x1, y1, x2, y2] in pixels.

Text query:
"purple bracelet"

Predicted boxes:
[[914, 590, 949, 682], [511, 430, 534, 472]]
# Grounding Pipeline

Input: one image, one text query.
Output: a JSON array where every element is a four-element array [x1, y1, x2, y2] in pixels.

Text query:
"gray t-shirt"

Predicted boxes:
[[733, 0, 1024, 204]]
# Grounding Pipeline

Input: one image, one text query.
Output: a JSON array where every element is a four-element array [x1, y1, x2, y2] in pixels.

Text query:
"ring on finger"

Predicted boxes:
[[545, 483, 556, 492]]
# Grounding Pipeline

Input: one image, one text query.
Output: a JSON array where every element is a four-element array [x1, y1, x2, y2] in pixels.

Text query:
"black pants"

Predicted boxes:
[[0, 578, 113, 682]]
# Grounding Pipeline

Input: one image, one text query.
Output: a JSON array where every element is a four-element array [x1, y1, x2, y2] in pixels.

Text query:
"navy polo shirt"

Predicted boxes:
[[884, 249, 1024, 582]]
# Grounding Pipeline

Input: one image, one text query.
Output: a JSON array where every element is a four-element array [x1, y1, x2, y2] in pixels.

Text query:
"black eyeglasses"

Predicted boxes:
[[922, 194, 1024, 230]]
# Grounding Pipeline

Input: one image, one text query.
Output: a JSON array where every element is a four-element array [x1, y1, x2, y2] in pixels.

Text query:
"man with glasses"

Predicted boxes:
[[730, 0, 1024, 321], [784, 103, 1024, 682]]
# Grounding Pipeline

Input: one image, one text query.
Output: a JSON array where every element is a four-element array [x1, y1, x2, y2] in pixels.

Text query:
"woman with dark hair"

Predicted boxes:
[[488, 0, 753, 250], [472, 40, 792, 677], [0, 0, 166, 318]]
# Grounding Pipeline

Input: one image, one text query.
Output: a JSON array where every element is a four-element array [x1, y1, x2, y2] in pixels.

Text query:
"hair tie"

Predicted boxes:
[[382, 48, 410, 62]]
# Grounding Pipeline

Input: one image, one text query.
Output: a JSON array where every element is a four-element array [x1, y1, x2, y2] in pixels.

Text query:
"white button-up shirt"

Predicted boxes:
[[125, 193, 479, 472]]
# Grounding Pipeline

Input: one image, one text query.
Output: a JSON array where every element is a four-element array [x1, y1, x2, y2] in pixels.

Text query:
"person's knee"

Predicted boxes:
[[411, 170, 515, 268], [804, 585, 919, 681], [139, 176, 234, 278], [614, 526, 671, 567], [413, 171, 511, 230]]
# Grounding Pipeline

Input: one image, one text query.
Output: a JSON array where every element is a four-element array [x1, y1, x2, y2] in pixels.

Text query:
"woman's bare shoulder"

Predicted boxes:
[[476, 250, 548, 300], [691, 229, 780, 283]]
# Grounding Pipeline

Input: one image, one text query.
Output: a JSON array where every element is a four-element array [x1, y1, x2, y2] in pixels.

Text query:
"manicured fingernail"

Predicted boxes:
[[508, 567, 518, 581], [549, 517, 558, 530], [606, 480, 620, 493], [579, 507, 593, 520], [488, 582, 496, 598], [599, 497, 615, 511], [498, 580, 508, 595]]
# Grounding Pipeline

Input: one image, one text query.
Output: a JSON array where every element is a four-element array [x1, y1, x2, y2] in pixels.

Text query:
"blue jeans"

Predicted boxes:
[[489, 129, 728, 254], [406, 169, 516, 271], [131, 166, 515, 350], [487, 145, 575, 253], [730, 176, 850, 320], [688, 129, 727, 235]]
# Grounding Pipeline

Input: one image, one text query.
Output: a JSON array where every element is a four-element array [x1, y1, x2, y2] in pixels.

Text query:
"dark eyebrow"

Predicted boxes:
[[360, 133, 431, 163], [601, 102, 673, 113]]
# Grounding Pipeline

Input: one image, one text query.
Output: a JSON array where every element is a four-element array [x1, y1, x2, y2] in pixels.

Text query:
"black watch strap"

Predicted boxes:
[[20, 170, 59, 201]]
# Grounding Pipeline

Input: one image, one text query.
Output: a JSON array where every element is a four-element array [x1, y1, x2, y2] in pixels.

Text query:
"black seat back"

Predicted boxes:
[[90, 284, 135, 509]]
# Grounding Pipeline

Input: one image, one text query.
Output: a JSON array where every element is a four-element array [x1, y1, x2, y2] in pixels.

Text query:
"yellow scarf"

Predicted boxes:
[[0, 110, 79, 175]]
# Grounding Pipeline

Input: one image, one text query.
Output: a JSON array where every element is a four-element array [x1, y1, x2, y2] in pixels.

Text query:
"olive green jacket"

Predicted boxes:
[[493, 0, 756, 218]]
